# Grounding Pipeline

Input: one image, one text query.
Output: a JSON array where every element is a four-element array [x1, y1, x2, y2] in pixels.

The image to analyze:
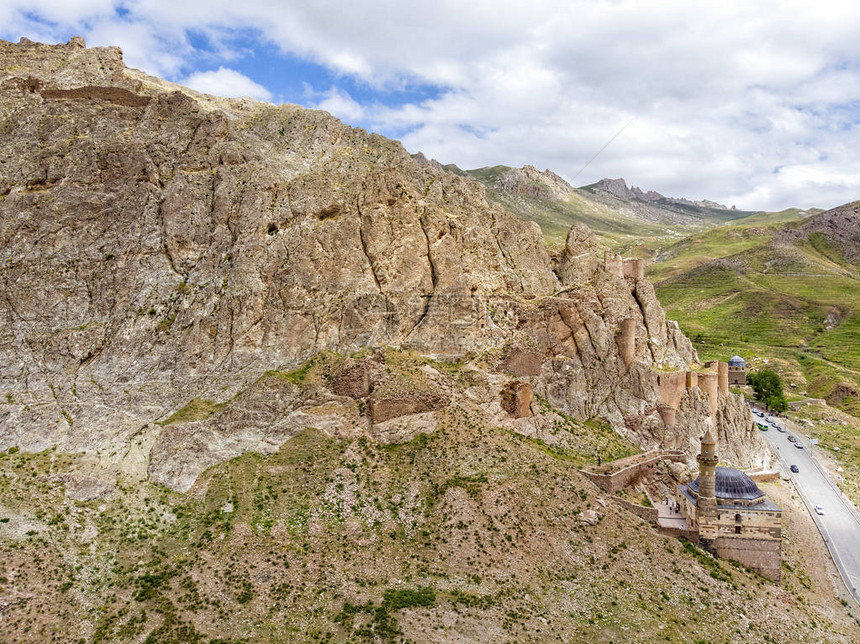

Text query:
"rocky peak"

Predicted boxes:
[[592, 177, 636, 200], [631, 185, 665, 202], [495, 164, 574, 200]]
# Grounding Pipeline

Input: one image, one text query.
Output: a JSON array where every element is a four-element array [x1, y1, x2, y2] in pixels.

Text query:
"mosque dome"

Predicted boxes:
[[728, 355, 746, 367], [689, 467, 764, 501]]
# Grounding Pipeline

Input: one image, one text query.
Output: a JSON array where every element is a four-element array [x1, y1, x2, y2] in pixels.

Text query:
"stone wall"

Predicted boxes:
[[501, 381, 533, 418], [41, 85, 151, 107], [581, 450, 686, 493], [718, 362, 729, 396], [716, 536, 781, 581], [614, 498, 659, 522], [657, 404, 677, 428], [602, 252, 645, 281]]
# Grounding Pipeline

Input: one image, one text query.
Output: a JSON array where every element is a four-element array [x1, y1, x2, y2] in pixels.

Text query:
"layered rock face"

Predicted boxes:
[[0, 38, 766, 489]]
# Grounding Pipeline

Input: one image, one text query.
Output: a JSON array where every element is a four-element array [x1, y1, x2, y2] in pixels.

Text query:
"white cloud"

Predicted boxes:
[[309, 86, 366, 122], [182, 67, 273, 101], [3, 0, 860, 210]]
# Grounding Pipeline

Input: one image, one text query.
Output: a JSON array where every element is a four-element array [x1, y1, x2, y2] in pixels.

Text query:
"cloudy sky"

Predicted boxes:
[[3, 1, 859, 211]]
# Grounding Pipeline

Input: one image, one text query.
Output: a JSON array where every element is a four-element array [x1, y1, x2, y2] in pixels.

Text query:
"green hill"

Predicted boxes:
[[652, 202, 860, 418]]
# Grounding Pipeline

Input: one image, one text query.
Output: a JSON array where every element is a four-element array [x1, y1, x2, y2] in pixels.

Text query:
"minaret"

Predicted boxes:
[[696, 427, 719, 549]]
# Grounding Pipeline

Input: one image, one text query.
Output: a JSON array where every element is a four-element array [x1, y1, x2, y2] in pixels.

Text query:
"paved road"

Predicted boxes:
[[756, 412, 860, 603]]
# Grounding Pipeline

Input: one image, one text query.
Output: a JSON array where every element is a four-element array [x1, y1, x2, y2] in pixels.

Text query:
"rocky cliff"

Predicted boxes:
[[0, 38, 767, 491]]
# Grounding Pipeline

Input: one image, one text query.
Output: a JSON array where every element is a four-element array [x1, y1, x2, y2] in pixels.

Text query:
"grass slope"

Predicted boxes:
[[1, 351, 857, 642], [652, 216, 860, 421]]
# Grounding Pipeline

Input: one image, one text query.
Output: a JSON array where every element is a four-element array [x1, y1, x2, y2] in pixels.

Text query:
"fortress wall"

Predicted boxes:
[[614, 498, 659, 523], [685, 371, 698, 388], [617, 318, 636, 367], [747, 471, 779, 482], [697, 373, 719, 415], [658, 371, 687, 409], [41, 86, 151, 107], [622, 258, 645, 280], [581, 450, 686, 493], [717, 362, 729, 396], [657, 404, 677, 427], [659, 525, 700, 542], [603, 251, 623, 278], [716, 537, 781, 581]]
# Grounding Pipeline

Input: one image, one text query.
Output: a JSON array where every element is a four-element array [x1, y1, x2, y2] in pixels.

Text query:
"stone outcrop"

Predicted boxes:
[[0, 38, 768, 490]]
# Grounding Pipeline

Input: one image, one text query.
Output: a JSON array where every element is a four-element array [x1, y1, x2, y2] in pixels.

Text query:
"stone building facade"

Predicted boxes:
[[728, 355, 747, 385], [676, 428, 782, 580]]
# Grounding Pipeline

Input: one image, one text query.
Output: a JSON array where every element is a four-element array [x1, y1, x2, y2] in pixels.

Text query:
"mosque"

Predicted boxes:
[[728, 355, 747, 385], [676, 428, 782, 580]]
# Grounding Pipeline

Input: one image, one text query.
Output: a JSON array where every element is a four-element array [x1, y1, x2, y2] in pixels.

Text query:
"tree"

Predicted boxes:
[[747, 369, 787, 412]]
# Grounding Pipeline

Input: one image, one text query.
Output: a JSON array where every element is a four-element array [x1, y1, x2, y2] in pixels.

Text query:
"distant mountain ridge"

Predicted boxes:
[[584, 177, 735, 211], [455, 163, 761, 249]]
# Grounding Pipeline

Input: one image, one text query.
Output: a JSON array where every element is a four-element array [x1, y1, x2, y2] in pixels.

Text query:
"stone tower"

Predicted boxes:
[[696, 427, 719, 547]]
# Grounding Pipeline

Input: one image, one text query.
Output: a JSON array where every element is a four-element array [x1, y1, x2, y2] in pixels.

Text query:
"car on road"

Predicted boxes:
[[815, 505, 825, 515], [788, 435, 797, 442], [757, 423, 768, 431], [766, 416, 776, 423], [790, 465, 799, 473], [754, 410, 764, 417], [776, 426, 786, 433], [794, 442, 804, 449]]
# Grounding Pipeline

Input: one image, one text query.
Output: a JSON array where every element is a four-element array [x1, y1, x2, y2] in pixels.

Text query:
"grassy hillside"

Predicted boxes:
[[652, 211, 860, 419], [1, 351, 858, 642]]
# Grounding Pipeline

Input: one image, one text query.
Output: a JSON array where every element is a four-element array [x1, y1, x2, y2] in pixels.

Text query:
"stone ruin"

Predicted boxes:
[[603, 250, 645, 281], [656, 359, 731, 427]]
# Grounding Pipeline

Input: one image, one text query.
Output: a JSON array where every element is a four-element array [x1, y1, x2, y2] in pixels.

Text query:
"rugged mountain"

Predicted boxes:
[[1, 38, 858, 643], [580, 177, 745, 224], [0, 37, 770, 493]]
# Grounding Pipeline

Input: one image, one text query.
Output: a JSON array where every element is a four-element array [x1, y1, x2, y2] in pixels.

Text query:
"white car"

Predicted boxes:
[[766, 416, 777, 423], [814, 505, 825, 515]]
